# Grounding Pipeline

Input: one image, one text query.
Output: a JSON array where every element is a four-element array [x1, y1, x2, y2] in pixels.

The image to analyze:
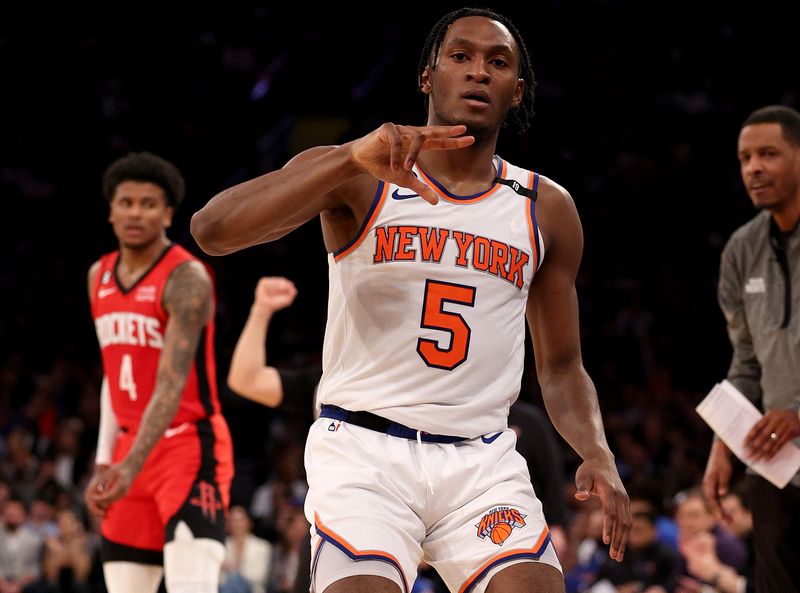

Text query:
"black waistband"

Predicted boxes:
[[319, 404, 467, 443]]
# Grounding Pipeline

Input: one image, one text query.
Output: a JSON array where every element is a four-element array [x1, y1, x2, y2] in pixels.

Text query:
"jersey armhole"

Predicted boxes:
[[90, 254, 115, 315], [333, 180, 389, 261], [524, 172, 544, 272]]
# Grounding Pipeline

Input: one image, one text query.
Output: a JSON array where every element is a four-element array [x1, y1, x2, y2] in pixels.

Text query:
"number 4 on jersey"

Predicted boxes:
[[119, 353, 138, 401], [417, 279, 476, 371]]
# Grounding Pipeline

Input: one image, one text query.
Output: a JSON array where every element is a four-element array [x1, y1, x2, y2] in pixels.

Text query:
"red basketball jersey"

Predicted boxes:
[[91, 244, 220, 430]]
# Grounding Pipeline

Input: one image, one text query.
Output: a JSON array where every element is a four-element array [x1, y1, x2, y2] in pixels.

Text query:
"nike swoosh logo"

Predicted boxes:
[[98, 288, 117, 299], [164, 422, 190, 438], [392, 189, 419, 200], [481, 432, 503, 444]]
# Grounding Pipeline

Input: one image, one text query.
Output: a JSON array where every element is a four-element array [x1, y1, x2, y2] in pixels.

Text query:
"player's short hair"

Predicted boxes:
[[743, 105, 800, 147], [418, 7, 536, 134], [102, 151, 186, 208]]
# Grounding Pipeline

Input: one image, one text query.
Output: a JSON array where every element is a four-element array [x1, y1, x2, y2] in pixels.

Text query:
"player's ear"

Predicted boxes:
[[511, 79, 524, 109], [420, 66, 432, 95], [164, 207, 174, 229]]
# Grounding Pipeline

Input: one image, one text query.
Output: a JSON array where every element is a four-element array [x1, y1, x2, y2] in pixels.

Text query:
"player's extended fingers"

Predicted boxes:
[[412, 124, 469, 138], [601, 497, 616, 547], [422, 135, 476, 151], [395, 124, 473, 152], [609, 491, 631, 561], [404, 130, 427, 171], [402, 174, 439, 205], [385, 124, 403, 172], [597, 481, 625, 550]]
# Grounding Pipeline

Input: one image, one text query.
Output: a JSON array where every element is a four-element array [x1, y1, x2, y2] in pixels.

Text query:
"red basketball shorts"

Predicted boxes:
[[101, 414, 233, 563]]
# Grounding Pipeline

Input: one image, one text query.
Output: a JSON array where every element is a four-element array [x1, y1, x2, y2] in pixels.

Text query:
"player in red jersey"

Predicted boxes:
[[84, 152, 234, 593]]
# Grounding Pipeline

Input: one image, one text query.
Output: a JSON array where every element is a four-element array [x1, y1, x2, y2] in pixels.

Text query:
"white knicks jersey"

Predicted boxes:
[[318, 156, 545, 438]]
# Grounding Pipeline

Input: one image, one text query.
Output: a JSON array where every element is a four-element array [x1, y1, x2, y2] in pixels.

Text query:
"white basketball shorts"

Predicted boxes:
[[303, 416, 561, 593]]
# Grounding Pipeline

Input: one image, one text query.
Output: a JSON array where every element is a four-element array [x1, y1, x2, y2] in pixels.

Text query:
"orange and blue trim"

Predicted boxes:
[[310, 536, 325, 585], [333, 180, 389, 262], [312, 513, 410, 593], [458, 526, 551, 593], [416, 157, 507, 204], [524, 171, 542, 272]]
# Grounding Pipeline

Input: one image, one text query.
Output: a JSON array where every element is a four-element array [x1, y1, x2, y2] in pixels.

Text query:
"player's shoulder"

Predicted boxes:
[[161, 244, 211, 275], [535, 175, 574, 209], [88, 259, 102, 281], [88, 251, 117, 293], [496, 158, 573, 212], [163, 259, 214, 317], [164, 243, 213, 297], [168, 259, 213, 291], [87, 259, 102, 299], [532, 174, 578, 233], [528, 174, 582, 257]]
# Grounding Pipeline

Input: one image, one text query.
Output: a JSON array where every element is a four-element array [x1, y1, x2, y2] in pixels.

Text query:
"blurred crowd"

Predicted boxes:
[[2, 1, 797, 591]]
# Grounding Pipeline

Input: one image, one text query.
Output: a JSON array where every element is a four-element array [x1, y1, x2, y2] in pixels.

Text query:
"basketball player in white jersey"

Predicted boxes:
[[192, 8, 631, 593]]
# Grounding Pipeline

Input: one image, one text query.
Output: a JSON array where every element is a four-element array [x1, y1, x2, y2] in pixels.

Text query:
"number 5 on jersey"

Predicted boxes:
[[119, 353, 138, 401], [417, 279, 476, 371]]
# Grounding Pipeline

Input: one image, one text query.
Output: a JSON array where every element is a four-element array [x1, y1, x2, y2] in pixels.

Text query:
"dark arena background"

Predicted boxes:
[[1, 1, 796, 592]]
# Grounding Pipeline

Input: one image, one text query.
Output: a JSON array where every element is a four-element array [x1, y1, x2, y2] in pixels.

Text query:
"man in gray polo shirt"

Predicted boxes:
[[702, 105, 800, 593]]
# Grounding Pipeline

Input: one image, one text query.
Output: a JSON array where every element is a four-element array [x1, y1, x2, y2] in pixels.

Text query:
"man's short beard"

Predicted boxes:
[[463, 124, 490, 147], [436, 112, 491, 146]]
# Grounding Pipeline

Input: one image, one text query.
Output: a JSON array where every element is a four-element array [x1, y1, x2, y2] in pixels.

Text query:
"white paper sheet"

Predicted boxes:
[[696, 380, 800, 489]]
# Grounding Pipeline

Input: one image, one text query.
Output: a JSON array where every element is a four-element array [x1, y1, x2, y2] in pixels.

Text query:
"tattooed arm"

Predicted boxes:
[[92, 260, 213, 506]]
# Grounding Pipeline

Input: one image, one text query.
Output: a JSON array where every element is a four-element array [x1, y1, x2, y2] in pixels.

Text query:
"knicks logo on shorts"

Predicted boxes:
[[476, 506, 527, 546]]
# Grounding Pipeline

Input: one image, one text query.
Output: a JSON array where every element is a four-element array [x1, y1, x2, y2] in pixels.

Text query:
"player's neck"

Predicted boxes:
[[416, 141, 498, 195], [117, 236, 171, 275]]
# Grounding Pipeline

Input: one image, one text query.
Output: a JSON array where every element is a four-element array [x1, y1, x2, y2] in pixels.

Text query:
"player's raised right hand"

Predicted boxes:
[[350, 123, 474, 205]]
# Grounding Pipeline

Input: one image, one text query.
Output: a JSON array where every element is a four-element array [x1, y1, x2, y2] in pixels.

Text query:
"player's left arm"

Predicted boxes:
[[93, 260, 213, 505], [525, 177, 630, 562]]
